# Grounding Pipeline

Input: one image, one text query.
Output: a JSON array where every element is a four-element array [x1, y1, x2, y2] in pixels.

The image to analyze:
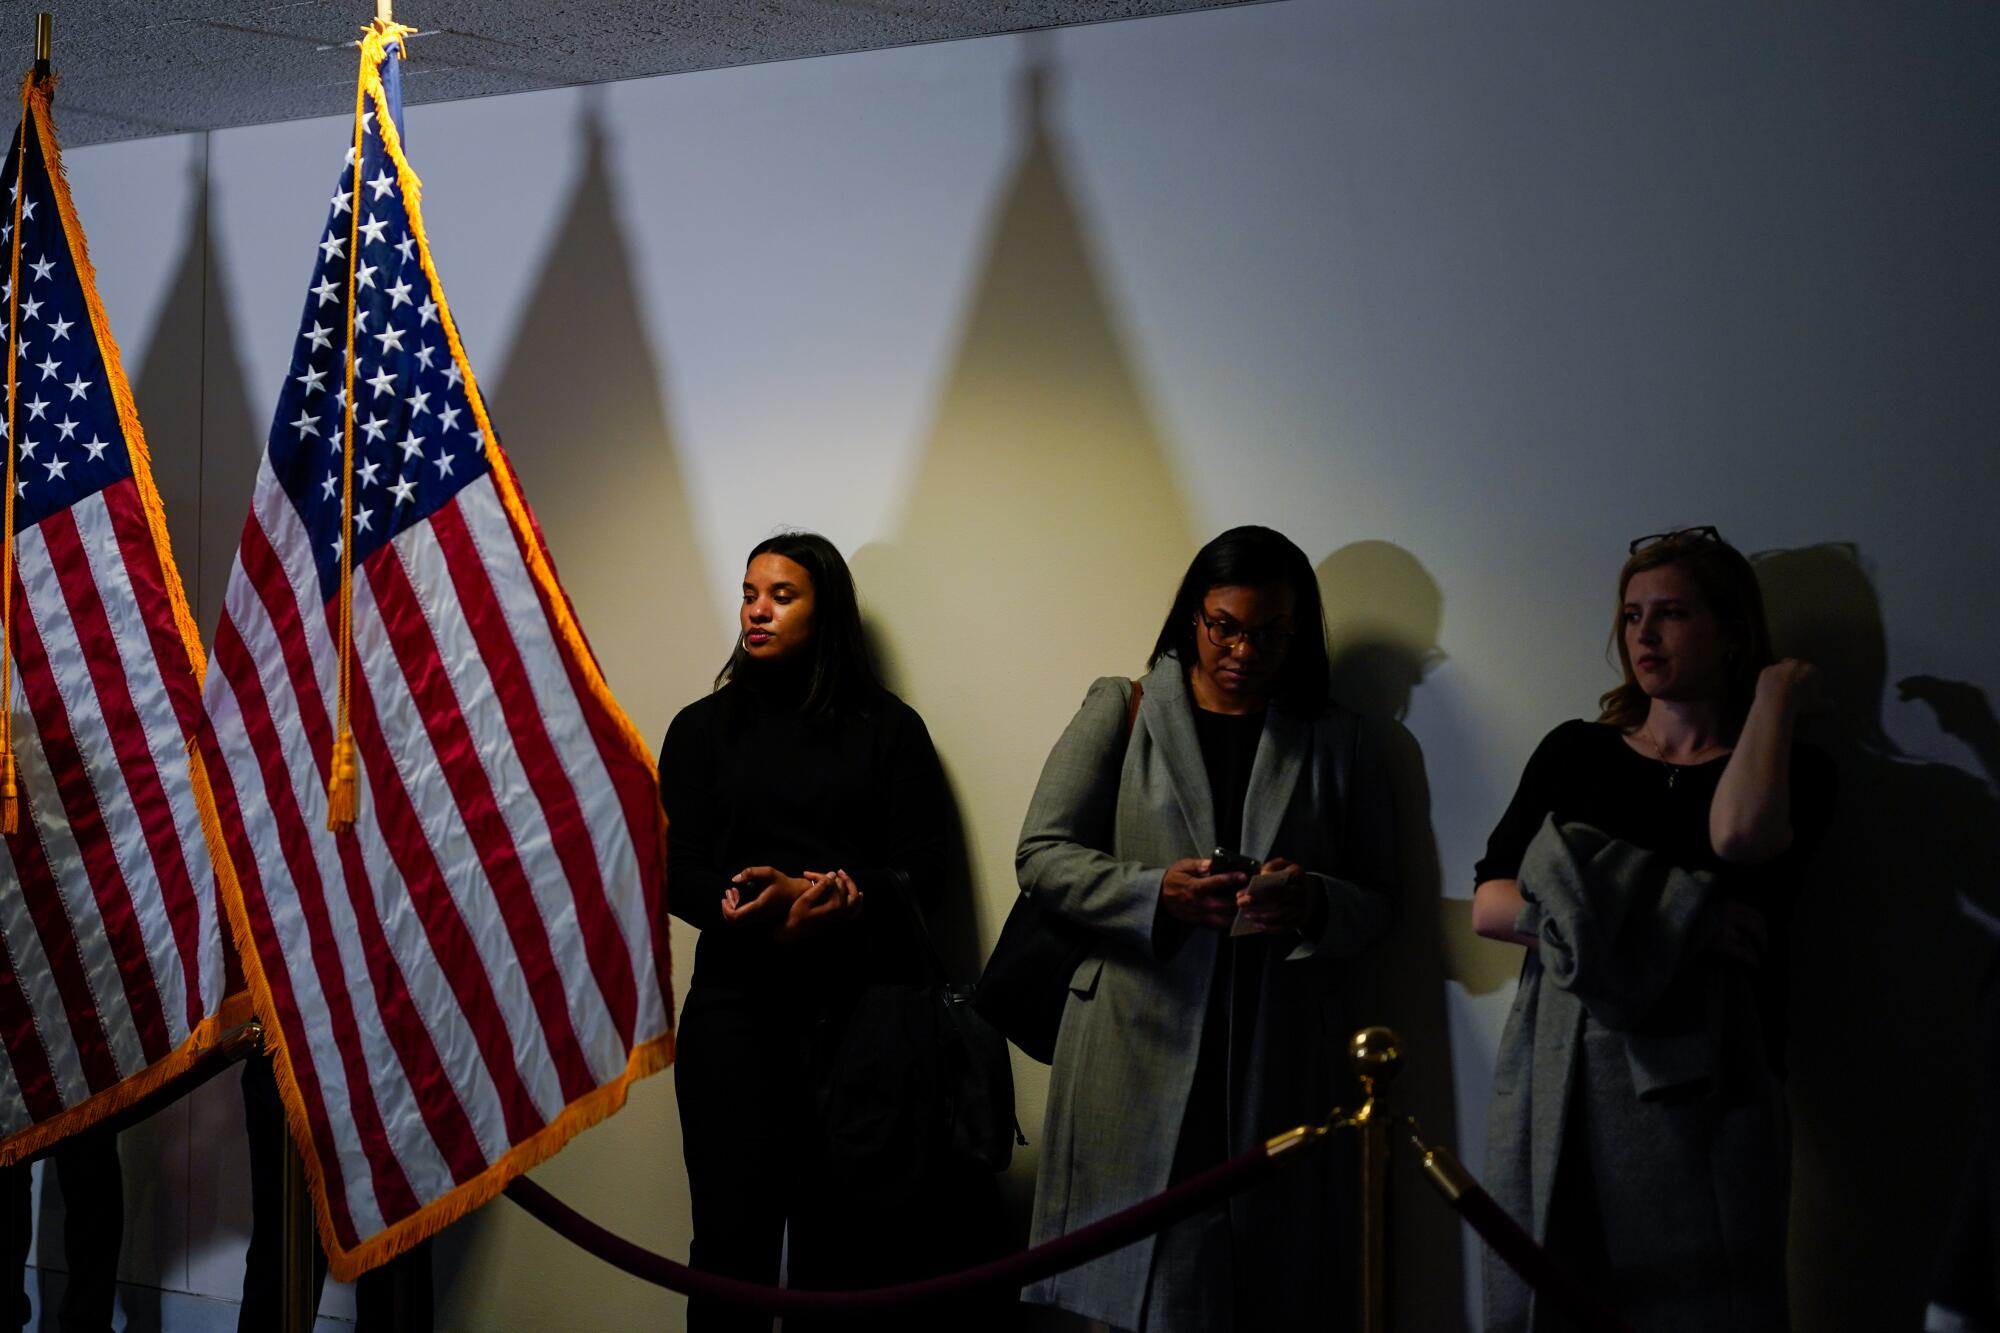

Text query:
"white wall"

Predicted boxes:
[[42, 1, 2000, 1328]]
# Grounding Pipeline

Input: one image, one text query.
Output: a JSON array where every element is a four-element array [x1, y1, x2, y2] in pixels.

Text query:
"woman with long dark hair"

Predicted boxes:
[[1472, 527, 1836, 1332], [1017, 524, 1397, 1331], [662, 531, 959, 1332]]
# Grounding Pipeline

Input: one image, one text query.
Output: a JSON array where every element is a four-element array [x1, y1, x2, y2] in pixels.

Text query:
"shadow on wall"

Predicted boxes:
[[130, 141, 209, 620], [484, 88, 724, 738], [1317, 539, 1496, 1333], [1319, 543, 1518, 996], [1756, 543, 2000, 1332], [116, 135, 263, 1329], [184, 156, 270, 647], [101, 139, 216, 1333], [859, 617, 986, 997], [848, 41, 1198, 1238], [435, 90, 721, 1328]]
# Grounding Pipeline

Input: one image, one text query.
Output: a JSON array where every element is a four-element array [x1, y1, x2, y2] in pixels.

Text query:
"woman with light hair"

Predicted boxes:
[[1473, 526, 1836, 1332]]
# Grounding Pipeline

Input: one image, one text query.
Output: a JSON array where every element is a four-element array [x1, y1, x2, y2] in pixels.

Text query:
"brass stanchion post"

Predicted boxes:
[[1350, 1027, 1402, 1333]]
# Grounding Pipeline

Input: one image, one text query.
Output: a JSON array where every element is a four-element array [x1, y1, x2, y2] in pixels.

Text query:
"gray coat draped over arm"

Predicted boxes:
[[1018, 654, 1395, 1331], [1485, 817, 1786, 1333]]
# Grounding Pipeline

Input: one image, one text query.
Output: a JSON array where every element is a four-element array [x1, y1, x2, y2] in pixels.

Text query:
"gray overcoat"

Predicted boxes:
[[1017, 655, 1396, 1331], [1485, 817, 1788, 1333]]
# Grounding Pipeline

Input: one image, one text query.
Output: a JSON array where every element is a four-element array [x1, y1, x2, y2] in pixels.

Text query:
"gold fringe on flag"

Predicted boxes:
[[0, 58, 257, 1166], [220, 20, 676, 1279]]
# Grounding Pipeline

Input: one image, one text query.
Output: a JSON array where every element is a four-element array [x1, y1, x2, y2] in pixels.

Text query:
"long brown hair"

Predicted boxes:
[[1597, 532, 1775, 733]]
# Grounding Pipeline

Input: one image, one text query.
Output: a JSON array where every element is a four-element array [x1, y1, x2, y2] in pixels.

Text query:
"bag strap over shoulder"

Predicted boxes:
[[899, 679, 1144, 991], [879, 868, 957, 987]]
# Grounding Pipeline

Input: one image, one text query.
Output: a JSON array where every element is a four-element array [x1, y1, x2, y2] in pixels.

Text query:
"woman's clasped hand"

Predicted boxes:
[[663, 531, 1003, 1333], [655, 517, 1850, 1333], [719, 865, 863, 942]]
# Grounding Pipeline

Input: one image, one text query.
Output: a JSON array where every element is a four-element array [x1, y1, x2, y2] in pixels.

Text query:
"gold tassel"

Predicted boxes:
[[1, 104, 26, 844], [325, 728, 357, 833], [0, 748, 18, 836]]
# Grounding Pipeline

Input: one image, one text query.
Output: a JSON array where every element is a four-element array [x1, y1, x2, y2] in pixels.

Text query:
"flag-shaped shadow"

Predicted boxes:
[[429, 91, 717, 1327], [98, 138, 231, 1333], [124, 136, 276, 1326], [850, 48, 1198, 1219], [485, 94, 723, 741]]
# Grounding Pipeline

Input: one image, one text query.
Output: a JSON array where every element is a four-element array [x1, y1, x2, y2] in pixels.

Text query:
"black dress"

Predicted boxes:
[[1476, 718, 1836, 1066], [1172, 704, 1267, 1177], [1477, 719, 1837, 1329], [661, 663, 978, 1333]]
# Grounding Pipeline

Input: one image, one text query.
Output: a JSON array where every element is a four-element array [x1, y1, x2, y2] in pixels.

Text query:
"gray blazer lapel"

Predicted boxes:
[[1239, 706, 1309, 858], [1141, 658, 1215, 853]]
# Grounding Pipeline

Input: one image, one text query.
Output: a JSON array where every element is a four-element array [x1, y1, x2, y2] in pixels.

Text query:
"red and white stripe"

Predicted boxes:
[[200, 458, 668, 1253], [0, 476, 228, 1140]]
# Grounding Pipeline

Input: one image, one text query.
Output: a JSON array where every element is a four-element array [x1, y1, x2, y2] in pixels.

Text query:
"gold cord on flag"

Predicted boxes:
[[0, 47, 258, 1165], [326, 19, 412, 832], [0, 82, 32, 836], [325, 47, 365, 833]]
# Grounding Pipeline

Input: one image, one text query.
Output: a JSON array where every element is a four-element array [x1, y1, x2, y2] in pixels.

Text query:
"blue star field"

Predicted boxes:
[[3, 108, 136, 534], [266, 45, 492, 603]]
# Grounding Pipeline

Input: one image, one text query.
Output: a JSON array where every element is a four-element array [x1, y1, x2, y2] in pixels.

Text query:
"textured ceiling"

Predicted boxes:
[[22, 0, 1257, 145]]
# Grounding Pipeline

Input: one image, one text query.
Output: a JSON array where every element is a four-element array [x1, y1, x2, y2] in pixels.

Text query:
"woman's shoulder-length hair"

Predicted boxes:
[[1598, 531, 1775, 733], [716, 530, 884, 717], [1147, 524, 1332, 717]]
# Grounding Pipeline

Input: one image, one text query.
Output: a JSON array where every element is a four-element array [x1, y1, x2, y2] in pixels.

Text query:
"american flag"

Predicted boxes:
[[0, 78, 244, 1160], [197, 27, 672, 1276]]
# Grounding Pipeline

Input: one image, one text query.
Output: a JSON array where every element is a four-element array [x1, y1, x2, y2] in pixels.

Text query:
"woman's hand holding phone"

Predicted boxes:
[[1161, 854, 1250, 930], [1234, 857, 1312, 933]]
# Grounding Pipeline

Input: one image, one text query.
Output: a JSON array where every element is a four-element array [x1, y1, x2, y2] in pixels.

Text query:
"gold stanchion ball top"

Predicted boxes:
[[1349, 1026, 1404, 1085]]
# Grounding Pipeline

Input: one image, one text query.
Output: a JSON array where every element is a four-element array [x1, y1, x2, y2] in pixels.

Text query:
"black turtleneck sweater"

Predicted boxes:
[[660, 664, 950, 996]]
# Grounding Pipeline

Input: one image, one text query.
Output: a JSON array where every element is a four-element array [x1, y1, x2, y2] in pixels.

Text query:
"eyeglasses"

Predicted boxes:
[[1629, 525, 1721, 554], [1198, 612, 1294, 653]]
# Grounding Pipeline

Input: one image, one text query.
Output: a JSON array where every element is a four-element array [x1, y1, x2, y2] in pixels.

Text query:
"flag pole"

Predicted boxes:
[[290, 0, 393, 1301], [281, 1118, 317, 1333], [0, 18, 44, 835]]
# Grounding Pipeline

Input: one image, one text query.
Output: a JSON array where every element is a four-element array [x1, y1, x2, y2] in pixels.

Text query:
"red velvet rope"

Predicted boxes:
[[504, 1144, 1281, 1314], [510, 1132, 1635, 1328], [1440, 1181, 1636, 1333]]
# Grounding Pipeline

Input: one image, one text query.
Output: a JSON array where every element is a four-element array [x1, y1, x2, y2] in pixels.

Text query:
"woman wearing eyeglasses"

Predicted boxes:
[[1472, 527, 1836, 1333], [661, 531, 976, 1333], [1017, 525, 1397, 1332]]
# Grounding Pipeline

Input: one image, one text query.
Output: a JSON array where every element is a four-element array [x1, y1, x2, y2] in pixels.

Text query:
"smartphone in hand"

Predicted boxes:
[[1210, 848, 1258, 879], [1212, 849, 1262, 936]]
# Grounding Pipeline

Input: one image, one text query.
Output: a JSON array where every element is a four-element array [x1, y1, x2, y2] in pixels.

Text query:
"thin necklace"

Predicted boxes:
[[1638, 726, 1726, 787], [1640, 726, 1682, 788]]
